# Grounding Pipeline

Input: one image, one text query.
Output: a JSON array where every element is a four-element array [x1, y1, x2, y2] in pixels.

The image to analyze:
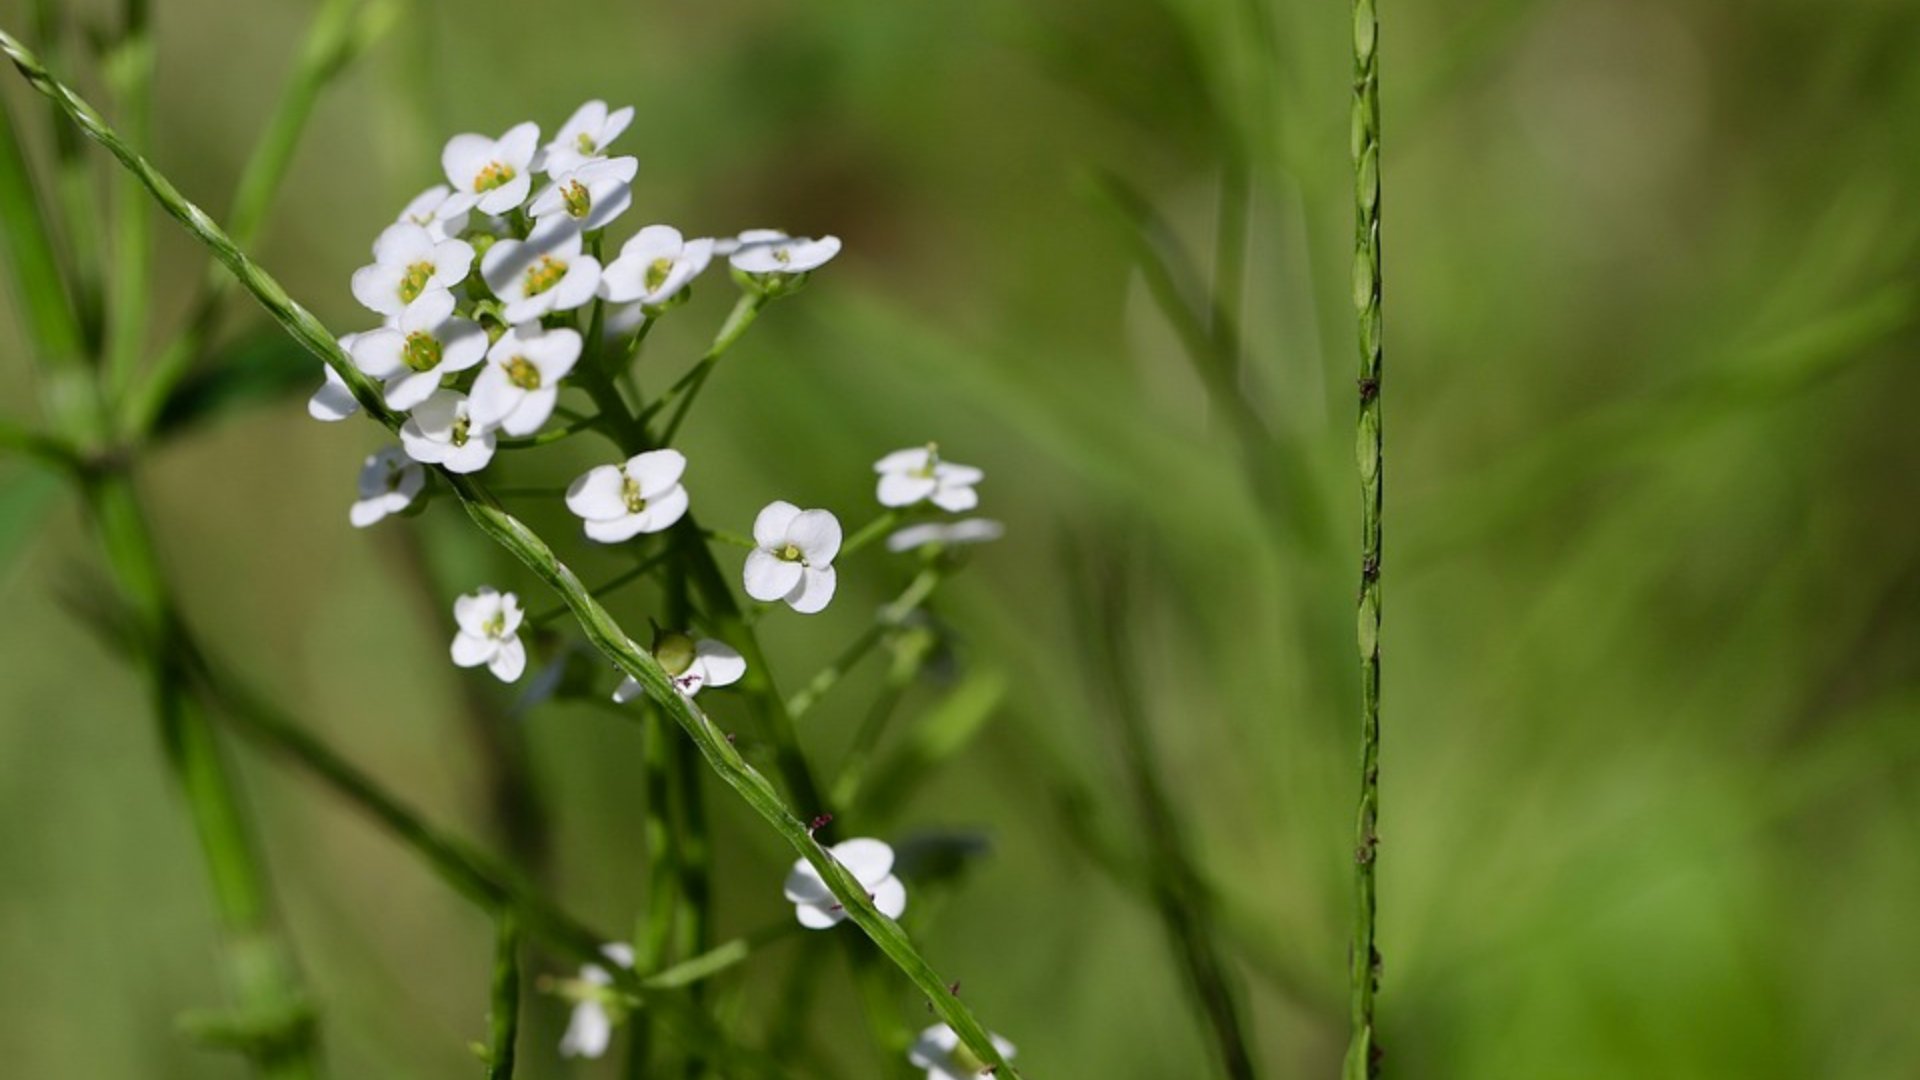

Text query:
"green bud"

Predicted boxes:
[[652, 629, 698, 677]]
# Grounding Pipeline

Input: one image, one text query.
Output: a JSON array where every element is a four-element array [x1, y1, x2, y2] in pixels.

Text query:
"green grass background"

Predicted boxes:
[[2, 0, 1918, 1076]]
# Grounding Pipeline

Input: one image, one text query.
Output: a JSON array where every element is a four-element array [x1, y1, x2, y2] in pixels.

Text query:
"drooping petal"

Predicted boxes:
[[743, 549, 803, 602], [691, 640, 746, 689], [929, 483, 980, 513], [877, 472, 938, 508], [501, 386, 557, 437], [753, 500, 802, 547], [869, 874, 907, 920], [874, 447, 932, 474], [782, 862, 833, 905], [488, 637, 527, 683], [831, 838, 896, 886], [583, 515, 649, 545], [308, 366, 359, 422], [631, 485, 688, 534], [450, 631, 496, 668], [611, 676, 643, 704], [786, 565, 837, 614], [787, 510, 842, 566], [566, 464, 630, 521]]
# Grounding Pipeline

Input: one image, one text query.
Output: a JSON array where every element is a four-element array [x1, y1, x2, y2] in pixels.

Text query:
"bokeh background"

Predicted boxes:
[[3, 0, 1919, 1076]]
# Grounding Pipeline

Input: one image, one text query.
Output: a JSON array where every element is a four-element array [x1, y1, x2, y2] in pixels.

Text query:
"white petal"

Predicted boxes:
[[501, 387, 557, 437], [348, 497, 388, 528], [372, 222, 434, 266], [307, 367, 358, 421], [929, 484, 980, 513], [350, 329, 407, 379], [870, 874, 907, 920], [630, 485, 688, 533], [794, 901, 845, 930], [454, 588, 501, 634], [438, 319, 488, 372], [566, 464, 629, 521], [786, 566, 836, 614], [625, 449, 687, 498], [583, 515, 649, 544], [549, 257, 601, 312], [450, 631, 496, 668], [743, 550, 803, 602], [497, 121, 541, 168], [481, 238, 530, 301], [877, 472, 937, 508], [600, 106, 634, 146], [476, 172, 532, 216], [442, 430, 496, 474], [783, 862, 832, 905], [832, 838, 895, 885], [788, 510, 842, 565], [399, 420, 449, 465], [558, 1002, 612, 1060], [691, 640, 745, 688], [467, 365, 519, 428], [384, 370, 441, 412], [402, 286, 456, 331], [351, 264, 406, 316], [442, 133, 496, 191], [488, 637, 527, 683], [611, 675, 643, 704], [526, 327, 582, 381], [428, 238, 475, 289], [752, 500, 802, 547], [874, 447, 932, 474]]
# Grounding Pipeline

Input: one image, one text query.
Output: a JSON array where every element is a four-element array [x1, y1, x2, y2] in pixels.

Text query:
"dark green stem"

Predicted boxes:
[[484, 914, 522, 1080]]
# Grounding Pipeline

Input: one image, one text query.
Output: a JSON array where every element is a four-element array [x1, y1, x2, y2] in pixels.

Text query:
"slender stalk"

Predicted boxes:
[[103, 0, 155, 397], [484, 914, 522, 1080], [1345, 0, 1386, 1075], [0, 36, 1019, 1072], [787, 563, 945, 720], [648, 293, 767, 442]]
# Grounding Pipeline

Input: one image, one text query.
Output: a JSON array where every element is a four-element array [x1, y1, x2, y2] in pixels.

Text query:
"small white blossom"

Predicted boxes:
[[565, 449, 690, 543], [348, 288, 487, 411], [399, 389, 497, 474], [350, 222, 475, 317], [743, 501, 840, 614], [440, 122, 540, 217], [481, 217, 602, 324], [612, 633, 745, 703], [874, 445, 983, 511], [469, 324, 581, 436], [886, 518, 1005, 553], [395, 183, 470, 241], [908, 1024, 1017, 1080], [783, 838, 906, 929], [728, 230, 841, 275], [539, 100, 635, 176], [558, 943, 633, 1060], [349, 446, 425, 528], [308, 342, 360, 422], [598, 225, 714, 308], [450, 587, 527, 683], [529, 156, 636, 231]]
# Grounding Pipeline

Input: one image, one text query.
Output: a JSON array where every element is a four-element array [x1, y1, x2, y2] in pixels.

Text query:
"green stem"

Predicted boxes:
[[103, 0, 154, 397], [485, 914, 522, 1080], [1346, 0, 1386, 1076], [838, 509, 902, 560], [829, 629, 934, 812], [787, 564, 944, 720], [647, 292, 767, 442]]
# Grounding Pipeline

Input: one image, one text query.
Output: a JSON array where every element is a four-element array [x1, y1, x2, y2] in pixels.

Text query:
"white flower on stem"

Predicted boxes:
[[529, 157, 637, 232], [784, 838, 906, 929], [350, 222, 475, 318], [612, 632, 745, 703], [348, 288, 487, 411], [539, 100, 634, 176], [308, 338, 361, 422], [886, 518, 1005, 553], [450, 586, 527, 683], [908, 1024, 1017, 1080], [399, 389, 497, 474], [727, 230, 841, 274], [439, 121, 540, 216], [349, 446, 425, 528], [598, 225, 714, 309], [874, 445, 984, 511], [469, 324, 581, 436], [743, 501, 840, 614], [558, 942, 633, 1059], [395, 183, 470, 241], [480, 217, 602, 324], [565, 449, 689, 543]]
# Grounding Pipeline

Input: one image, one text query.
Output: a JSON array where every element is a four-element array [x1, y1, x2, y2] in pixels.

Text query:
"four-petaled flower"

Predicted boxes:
[[450, 586, 527, 683], [529, 156, 637, 232], [349, 446, 424, 528], [469, 324, 581, 436], [558, 942, 633, 1060], [565, 449, 690, 543], [612, 631, 746, 703], [540, 100, 635, 176], [599, 225, 714, 309], [481, 217, 602, 324], [728, 230, 842, 275], [348, 288, 487, 411], [394, 183, 470, 242], [908, 1024, 1017, 1080], [887, 518, 1005, 553], [440, 122, 540, 216], [874, 445, 983, 511], [350, 222, 475, 318], [399, 389, 497, 474], [783, 837, 906, 929], [743, 501, 841, 614]]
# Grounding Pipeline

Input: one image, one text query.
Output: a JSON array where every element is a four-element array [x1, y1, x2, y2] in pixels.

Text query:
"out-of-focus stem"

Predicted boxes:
[[485, 913, 522, 1080]]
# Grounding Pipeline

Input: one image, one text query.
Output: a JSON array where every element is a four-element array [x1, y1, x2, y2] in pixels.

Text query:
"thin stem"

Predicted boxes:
[[103, 0, 155, 396], [1346, 0, 1386, 1075], [838, 509, 902, 560], [484, 914, 522, 1080], [829, 630, 934, 812], [787, 564, 945, 720], [701, 527, 756, 549], [0, 417, 80, 472], [650, 292, 767, 442]]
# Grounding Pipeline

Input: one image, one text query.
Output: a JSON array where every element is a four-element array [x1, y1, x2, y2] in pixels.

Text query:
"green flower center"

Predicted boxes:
[[653, 631, 697, 677], [621, 472, 647, 514], [483, 611, 507, 638], [777, 543, 804, 563], [505, 356, 541, 390], [913, 441, 941, 479], [561, 180, 591, 219], [575, 132, 598, 155], [523, 255, 567, 298], [474, 161, 516, 193], [399, 261, 435, 304], [772, 246, 791, 265], [450, 414, 471, 448], [645, 256, 675, 292], [402, 330, 442, 373]]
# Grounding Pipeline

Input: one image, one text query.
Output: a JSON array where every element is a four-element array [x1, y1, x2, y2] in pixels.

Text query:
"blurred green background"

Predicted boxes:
[[3, 0, 1919, 1076]]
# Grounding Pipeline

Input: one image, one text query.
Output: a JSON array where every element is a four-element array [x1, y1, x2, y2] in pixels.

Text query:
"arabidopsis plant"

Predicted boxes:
[[744, 501, 841, 614], [529, 156, 636, 232], [599, 225, 714, 309], [480, 218, 602, 324], [540, 100, 634, 175]]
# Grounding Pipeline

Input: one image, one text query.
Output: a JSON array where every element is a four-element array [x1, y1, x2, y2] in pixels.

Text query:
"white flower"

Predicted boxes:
[[480, 217, 602, 324], [565, 449, 690, 543], [743, 501, 840, 614], [450, 587, 527, 683], [540, 100, 634, 176], [308, 345, 360, 422], [874, 445, 983, 511], [350, 222, 475, 318], [886, 518, 1005, 553], [712, 227, 785, 257], [440, 121, 540, 216], [395, 183, 470, 242], [783, 838, 906, 929], [908, 1024, 1017, 1080], [349, 446, 425, 528], [529, 156, 636, 232], [598, 225, 714, 308], [348, 288, 487, 411], [469, 324, 581, 437], [612, 633, 745, 703], [558, 943, 633, 1060], [728, 230, 841, 274], [399, 389, 497, 474]]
